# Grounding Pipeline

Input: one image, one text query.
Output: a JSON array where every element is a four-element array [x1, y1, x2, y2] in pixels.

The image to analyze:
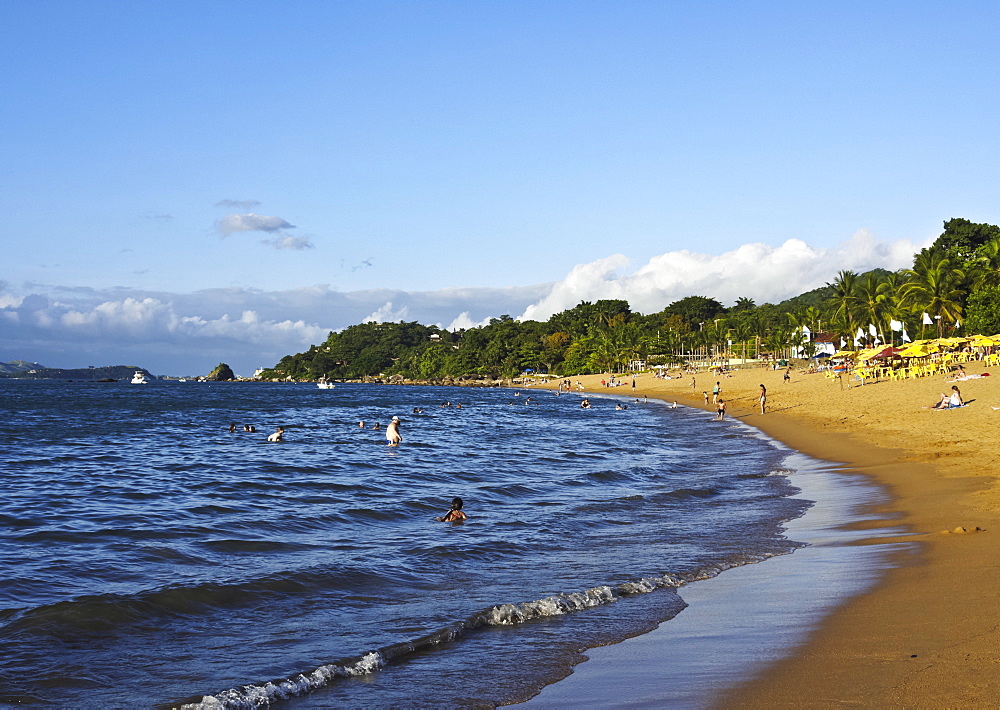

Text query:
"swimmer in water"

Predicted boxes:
[[436, 497, 466, 522], [580, 398, 592, 409], [243, 424, 256, 432], [385, 416, 402, 446], [267, 426, 284, 442], [229, 423, 237, 433]]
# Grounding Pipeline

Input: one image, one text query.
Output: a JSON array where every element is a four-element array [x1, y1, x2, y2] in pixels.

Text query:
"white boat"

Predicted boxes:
[[317, 376, 335, 389], [131, 371, 149, 384]]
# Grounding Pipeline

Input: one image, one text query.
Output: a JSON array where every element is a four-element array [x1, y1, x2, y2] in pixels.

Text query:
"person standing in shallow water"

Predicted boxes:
[[385, 416, 402, 446]]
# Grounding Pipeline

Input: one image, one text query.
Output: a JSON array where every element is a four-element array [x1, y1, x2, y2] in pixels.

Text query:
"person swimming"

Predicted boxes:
[[436, 497, 466, 522], [267, 426, 284, 442], [580, 398, 592, 409]]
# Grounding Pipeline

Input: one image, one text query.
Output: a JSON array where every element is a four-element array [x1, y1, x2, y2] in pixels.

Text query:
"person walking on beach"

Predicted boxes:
[[712, 382, 721, 404], [436, 497, 466, 522], [715, 399, 727, 421], [759, 384, 767, 414], [386, 416, 402, 446]]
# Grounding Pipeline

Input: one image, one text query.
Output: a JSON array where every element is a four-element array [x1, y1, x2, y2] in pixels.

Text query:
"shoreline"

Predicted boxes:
[[524, 364, 1000, 706]]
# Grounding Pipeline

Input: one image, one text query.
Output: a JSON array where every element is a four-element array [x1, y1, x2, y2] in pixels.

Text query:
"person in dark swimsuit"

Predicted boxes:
[[436, 497, 467, 522]]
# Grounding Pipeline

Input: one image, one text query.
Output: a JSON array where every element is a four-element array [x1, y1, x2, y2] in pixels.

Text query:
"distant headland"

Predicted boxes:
[[0, 363, 154, 381]]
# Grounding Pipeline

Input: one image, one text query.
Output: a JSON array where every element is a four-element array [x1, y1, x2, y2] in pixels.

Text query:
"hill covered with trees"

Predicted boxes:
[[260, 219, 1000, 381]]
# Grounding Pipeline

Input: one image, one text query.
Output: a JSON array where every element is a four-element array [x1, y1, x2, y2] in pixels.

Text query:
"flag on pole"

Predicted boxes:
[[890, 319, 903, 332], [868, 323, 877, 336], [855, 327, 865, 339], [922, 312, 933, 325], [902, 329, 911, 343], [802, 325, 811, 337], [955, 319, 962, 328]]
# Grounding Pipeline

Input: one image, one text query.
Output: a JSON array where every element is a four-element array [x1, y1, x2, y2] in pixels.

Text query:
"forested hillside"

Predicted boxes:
[[261, 219, 1000, 381]]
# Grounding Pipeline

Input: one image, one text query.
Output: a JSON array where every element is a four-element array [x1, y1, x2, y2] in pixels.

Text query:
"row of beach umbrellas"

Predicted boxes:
[[831, 334, 1000, 362]]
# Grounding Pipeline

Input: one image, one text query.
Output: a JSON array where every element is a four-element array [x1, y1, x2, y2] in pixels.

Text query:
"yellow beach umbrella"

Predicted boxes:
[[899, 342, 939, 357], [968, 334, 1000, 346]]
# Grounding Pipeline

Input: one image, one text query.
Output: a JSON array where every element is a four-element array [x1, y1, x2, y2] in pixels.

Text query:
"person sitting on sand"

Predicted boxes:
[[267, 426, 284, 442], [929, 386, 964, 410], [385, 416, 402, 446], [436, 497, 466, 522]]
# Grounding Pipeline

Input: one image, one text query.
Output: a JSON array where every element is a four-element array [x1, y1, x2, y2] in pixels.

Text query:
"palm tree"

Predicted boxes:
[[971, 236, 1000, 288], [856, 272, 886, 344], [902, 249, 966, 338], [876, 270, 910, 343], [827, 270, 861, 339]]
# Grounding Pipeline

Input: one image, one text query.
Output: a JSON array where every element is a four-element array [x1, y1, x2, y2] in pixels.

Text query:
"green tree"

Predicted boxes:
[[932, 218, 1000, 265], [965, 285, 1000, 335]]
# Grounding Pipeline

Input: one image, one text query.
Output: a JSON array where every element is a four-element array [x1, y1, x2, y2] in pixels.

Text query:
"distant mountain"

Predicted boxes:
[[0, 360, 46, 374], [0, 365, 154, 381]]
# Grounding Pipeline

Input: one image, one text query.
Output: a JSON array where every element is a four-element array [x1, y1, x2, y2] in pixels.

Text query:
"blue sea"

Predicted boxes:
[[1, 379, 827, 708]]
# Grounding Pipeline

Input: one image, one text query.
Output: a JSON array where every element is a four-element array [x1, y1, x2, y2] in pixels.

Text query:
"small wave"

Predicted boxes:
[[180, 572, 692, 709]]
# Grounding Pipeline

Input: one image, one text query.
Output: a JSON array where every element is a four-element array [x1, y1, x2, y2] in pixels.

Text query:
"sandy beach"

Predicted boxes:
[[530, 361, 1000, 706]]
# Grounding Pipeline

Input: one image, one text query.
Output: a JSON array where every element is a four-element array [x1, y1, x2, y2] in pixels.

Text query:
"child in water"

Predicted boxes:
[[436, 497, 467, 522]]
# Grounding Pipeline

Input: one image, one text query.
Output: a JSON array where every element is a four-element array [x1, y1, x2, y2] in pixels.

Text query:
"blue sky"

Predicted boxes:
[[3, 2, 999, 375]]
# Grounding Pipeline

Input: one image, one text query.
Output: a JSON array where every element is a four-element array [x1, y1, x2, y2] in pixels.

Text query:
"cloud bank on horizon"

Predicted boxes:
[[0, 231, 928, 375], [520, 229, 926, 320]]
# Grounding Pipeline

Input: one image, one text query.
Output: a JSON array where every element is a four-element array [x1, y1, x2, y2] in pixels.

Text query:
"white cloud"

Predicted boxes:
[[262, 235, 314, 251], [519, 230, 930, 321], [363, 301, 409, 323], [446, 311, 488, 331], [217, 213, 295, 236]]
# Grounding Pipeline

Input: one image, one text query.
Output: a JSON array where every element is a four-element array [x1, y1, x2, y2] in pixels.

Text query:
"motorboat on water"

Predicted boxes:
[[317, 376, 335, 389], [131, 371, 149, 384]]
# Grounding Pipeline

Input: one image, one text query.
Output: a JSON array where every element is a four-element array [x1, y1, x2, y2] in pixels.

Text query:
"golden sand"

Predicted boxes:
[[535, 361, 1000, 706]]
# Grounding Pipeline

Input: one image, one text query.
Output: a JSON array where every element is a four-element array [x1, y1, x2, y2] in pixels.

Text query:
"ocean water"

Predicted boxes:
[[0, 380, 812, 708]]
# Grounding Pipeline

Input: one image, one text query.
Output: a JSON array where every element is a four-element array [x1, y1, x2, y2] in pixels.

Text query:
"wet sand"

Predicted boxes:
[[526, 362, 1000, 706]]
